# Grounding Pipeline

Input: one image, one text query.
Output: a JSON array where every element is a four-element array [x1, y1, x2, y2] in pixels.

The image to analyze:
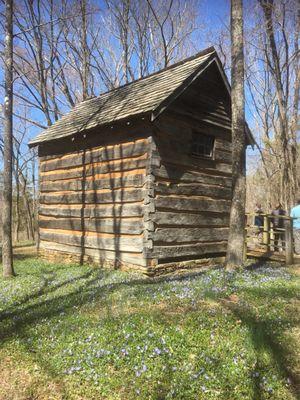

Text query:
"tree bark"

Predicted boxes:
[[2, 0, 15, 277], [226, 0, 246, 268], [290, 1, 300, 204], [259, 0, 291, 210], [81, 0, 89, 100]]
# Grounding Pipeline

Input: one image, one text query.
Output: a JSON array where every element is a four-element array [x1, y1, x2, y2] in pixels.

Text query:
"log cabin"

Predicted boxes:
[[29, 47, 254, 275]]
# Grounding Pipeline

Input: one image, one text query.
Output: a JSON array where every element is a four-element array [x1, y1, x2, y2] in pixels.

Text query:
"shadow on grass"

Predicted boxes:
[[0, 253, 37, 263], [220, 295, 299, 399], [0, 268, 96, 321], [0, 260, 298, 399], [0, 263, 217, 346]]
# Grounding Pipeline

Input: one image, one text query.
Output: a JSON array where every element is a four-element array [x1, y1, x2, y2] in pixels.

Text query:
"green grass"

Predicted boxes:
[[0, 258, 299, 400]]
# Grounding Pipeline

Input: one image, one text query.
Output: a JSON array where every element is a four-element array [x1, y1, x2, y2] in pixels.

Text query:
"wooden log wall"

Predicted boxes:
[[38, 134, 152, 268], [145, 111, 232, 263]]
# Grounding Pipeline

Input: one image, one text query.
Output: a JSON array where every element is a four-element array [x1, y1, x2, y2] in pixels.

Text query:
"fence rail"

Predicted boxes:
[[245, 213, 294, 265]]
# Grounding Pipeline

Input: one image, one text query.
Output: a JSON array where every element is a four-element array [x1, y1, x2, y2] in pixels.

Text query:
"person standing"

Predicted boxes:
[[254, 203, 264, 229], [290, 199, 300, 255], [271, 203, 285, 252]]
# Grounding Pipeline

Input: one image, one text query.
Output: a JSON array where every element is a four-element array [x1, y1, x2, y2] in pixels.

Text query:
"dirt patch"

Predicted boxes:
[[0, 354, 63, 400]]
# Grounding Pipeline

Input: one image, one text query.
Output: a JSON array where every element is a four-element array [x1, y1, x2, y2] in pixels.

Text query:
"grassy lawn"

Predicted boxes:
[[0, 257, 299, 400]]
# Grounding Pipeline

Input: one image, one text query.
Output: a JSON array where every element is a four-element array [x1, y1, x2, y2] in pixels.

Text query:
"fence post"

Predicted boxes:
[[244, 228, 247, 262], [285, 218, 294, 265], [263, 215, 270, 250]]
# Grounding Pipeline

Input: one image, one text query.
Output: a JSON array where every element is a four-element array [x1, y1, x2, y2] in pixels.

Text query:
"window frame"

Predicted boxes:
[[190, 130, 215, 160]]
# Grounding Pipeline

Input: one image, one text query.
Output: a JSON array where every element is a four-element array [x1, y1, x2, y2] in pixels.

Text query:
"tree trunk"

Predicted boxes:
[[226, 0, 246, 268], [81, 0, 89, 100], [14, 167, 20, 243], [2, 0, 15, 277], [259, 0, 291, 210], [289, 1, 300, 204]]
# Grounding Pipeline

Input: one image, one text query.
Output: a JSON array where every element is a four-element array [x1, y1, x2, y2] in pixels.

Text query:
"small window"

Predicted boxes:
[[191, 132, 215, 159]]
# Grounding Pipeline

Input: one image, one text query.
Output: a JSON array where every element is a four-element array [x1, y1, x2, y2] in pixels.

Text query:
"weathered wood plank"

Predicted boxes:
[[152, 165, 232, 187], [152, 151, 232, 175], [40, 174, 146, 192], [40, 138, 149, 164], [215, 139, 231, 152], [214, 149, 232, 164], [152, 211, 229, 226], [40, 188, 145, 205], [39, 204, 144, 218], [41, 156, 147, 178], [39, 217, 143, 234], [149, 241, 227, 258], [155, 196, 231, 213], [39, 240, 147, 267], [40, 159, 147, 181], [154, 182, 231, 199], [39, 230, 144, 252], [151, 227, 229, 243]]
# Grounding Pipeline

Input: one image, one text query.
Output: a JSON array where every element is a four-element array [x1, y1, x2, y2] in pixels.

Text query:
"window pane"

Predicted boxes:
[[191, 132, 214, 158]]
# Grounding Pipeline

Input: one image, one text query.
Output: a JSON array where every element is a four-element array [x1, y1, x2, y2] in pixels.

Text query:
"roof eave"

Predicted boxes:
[[28, 111, 152, 148]]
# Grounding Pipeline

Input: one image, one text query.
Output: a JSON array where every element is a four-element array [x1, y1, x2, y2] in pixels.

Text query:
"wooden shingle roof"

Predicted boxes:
[[29, 47, 216, 147]]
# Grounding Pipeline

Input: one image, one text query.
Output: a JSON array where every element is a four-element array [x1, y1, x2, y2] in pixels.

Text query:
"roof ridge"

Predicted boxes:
[[29, 46, 223, 147], [80, 46, 216, 105]]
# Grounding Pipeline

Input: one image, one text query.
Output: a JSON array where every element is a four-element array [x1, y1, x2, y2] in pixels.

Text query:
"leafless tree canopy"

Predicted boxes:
[[0, 0, 298, 244]]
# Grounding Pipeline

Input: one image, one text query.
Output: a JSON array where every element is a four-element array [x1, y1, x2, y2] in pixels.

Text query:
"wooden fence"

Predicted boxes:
[[245, 213, 294, 265]]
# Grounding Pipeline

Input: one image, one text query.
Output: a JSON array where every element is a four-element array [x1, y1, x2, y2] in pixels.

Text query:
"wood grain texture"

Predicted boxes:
[[152, 165, 231, 187], [155, 196, 231, 213], [40, 229, 144, 252], [40, 139, 149, 172], [39, 203, 144, 218], [39, 240, 147, 267], [40, 188, 145, 205], [152, 211, 229, 226], [151, 227, 229, 243], [154, 182, 231, 200], [39, 217, 143, 234], [40, 165, 146, 182], [149, 241, 227, 258], [40, 174, 146, 192]]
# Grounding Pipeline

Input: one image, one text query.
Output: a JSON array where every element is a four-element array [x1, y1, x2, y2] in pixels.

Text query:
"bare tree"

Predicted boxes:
[[226, 0, 246, 268], [2, 0, 15, 277], [258, 0, 298, 209]]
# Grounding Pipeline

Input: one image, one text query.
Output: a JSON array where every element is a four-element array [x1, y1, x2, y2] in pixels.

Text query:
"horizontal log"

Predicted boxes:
[[40, 138, 149, 170], [157, 113, 231, 142], [40, 188, 145, 205], [167, 107, 231, 133], [39, 217, 143, 234], [152, 211, 229, 226], [214, 149, 232, 164], [39, 204, 144, 218], [40, 160, 147, 181], [41, 153, 148, 175], [151, 227, 229, 243], [152, 151, 232, 175], [215, 139, 231, 152], [154, 182, 231, 199], [187, 89, 229, 114], [152, 165, 232, 187], [40, 174, 146, 192], [149, 241, 227, 258], [40, 230, 144, 252], [39, 240, 147, 267], [155, 196, 231, 213]]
